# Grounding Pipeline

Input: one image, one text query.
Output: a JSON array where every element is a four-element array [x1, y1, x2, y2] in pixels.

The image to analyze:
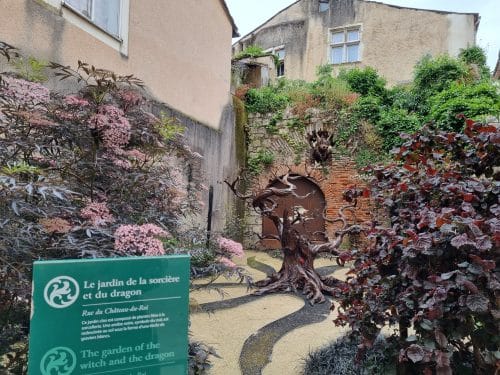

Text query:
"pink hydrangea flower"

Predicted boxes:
[[217, 237, 244, 258], [114, 224, 170, 256], [89, 105, 131, 151], [64, 95, 90, 107], [80, 202, 114, 226], [0, 76, 50, 106], [218, 256, 236, 268]]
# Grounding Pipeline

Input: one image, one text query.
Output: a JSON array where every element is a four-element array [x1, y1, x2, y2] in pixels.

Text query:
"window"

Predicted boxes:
[[65, 0, 121, 37], [329, 26, 361, 64], [275, 48, 285, 77], [265, 46, 286, 77], [319, 0, 329, 12]]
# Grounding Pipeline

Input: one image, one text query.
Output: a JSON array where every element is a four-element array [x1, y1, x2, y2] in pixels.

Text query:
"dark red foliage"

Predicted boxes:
[[334, 121, 499, 373]]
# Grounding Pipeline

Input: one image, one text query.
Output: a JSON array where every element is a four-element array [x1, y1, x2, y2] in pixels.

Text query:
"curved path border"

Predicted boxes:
[[238, 295, 331, 375]]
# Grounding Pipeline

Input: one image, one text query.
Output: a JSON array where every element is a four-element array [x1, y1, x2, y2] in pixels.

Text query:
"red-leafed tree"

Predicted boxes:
[[226, 173, 367, 304], [334, 119, 499, 374]]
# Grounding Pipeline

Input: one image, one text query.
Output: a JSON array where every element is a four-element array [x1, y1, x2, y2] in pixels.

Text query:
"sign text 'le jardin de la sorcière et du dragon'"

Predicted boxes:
[[28, 255, 190, 375]]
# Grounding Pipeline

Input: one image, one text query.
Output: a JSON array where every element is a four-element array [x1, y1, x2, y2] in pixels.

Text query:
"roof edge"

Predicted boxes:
[[232, 0, 302, 45], [365, 0, 479, 26], [234, 0, 480, 45], [220, 0, 240, 37]]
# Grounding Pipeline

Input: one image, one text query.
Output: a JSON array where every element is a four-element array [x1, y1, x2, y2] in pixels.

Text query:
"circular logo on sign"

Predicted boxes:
[[40, 346, 76, 375], [43, 276, 80, 309]]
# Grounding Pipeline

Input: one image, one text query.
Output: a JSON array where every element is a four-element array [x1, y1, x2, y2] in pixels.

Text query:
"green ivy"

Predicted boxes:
[[351, 95, 382, 123], [285, 117, 305, 131], [459, 46, 490, 79], [247, 150, 275, 174], [265, 112, 283, 134], [376, 107, 421, 151]]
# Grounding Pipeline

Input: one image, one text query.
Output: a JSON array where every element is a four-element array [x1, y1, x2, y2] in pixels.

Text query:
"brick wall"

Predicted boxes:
[[245, 108, 372, 249]]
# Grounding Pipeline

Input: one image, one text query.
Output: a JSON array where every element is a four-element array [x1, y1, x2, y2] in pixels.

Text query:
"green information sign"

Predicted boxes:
[[28, 255, 190, 375]]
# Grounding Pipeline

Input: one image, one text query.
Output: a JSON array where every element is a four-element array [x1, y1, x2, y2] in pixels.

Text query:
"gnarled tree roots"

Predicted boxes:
[[253, 260, 340, 305]]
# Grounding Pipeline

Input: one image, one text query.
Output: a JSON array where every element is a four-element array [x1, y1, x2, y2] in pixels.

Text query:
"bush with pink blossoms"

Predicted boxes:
[[64, 95, 90, 107], [114, 224, 170, 256], [89, 105, 131, 151], [118, 89, 143, 112], [0, 75, 50, 106], [0, 46, 211, 371], [218, 256, 237, 268], [217, 236, 244, 258]]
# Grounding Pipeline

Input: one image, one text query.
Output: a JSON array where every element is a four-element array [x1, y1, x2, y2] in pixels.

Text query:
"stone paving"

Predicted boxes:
[[190, 251, 351, 375]]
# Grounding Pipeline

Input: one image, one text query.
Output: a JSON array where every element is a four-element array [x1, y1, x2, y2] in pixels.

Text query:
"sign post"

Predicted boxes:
[[28, 255, 190, 375]]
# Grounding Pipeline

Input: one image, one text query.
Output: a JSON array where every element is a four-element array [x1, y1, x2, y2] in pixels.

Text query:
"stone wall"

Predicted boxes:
[[245, 108, 372, 248]]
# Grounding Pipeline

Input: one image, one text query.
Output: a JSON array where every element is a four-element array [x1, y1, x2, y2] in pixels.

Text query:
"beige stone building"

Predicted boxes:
[[1, 0, 238, 129], [0, 0, 241, 231], [233, 0, 479, 85]]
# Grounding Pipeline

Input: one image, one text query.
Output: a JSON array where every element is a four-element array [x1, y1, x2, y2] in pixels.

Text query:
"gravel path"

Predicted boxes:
[[190, 251, 349, 374]]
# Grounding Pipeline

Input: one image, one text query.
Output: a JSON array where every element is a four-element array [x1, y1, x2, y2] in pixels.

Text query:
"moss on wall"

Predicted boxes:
[[233, 95, 248, 167], [231, 95, 248, 242]]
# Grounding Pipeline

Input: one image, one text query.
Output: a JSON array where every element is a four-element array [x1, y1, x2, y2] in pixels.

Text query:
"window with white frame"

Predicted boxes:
[[330, 26, 361, 64], [64, 0, 121, 38], [265, 46, 286, 77], [275, 48, 285, 77]]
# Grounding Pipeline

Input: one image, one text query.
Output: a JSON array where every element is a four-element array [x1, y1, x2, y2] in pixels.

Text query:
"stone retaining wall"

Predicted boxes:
[[245, 108, 372, 248]]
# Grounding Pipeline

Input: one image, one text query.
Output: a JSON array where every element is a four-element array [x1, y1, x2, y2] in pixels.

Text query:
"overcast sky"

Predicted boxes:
[[226, 0, 499, 70]]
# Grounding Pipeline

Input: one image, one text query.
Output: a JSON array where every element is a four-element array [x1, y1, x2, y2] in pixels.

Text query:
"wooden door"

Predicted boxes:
[[261, 175, 326, 249]]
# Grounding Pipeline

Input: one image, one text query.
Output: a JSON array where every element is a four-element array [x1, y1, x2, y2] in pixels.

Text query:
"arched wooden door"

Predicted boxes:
[[261, 175, 326, 249]]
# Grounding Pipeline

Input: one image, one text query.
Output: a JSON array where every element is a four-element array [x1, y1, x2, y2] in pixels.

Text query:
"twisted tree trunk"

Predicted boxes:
[[226, 173, 365, 304]]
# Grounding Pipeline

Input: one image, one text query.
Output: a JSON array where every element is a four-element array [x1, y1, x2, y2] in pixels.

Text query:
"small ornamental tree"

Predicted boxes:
[[335, 119, 499, 374], [225, 173, 365, 304], [0, 43, 215, 371]]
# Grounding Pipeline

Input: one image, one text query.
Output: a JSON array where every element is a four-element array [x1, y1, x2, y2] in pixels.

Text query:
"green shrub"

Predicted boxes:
[[376, 107, 421, 150], [387, 84, 420, 112], [313, 77, 353, 109], [277, 79, 311, 103], [338, 66, 387, 98], [459, 45, 490, 79], [245, 86, 289, 113], [413, 54, 469, 98], [429, 81, 500, 131], [309, 64, 354, 108], [351, 95, 382, 123]]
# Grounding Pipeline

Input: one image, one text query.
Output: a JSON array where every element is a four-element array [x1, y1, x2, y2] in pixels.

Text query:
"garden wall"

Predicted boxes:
[[245, 108, 372, 248]]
